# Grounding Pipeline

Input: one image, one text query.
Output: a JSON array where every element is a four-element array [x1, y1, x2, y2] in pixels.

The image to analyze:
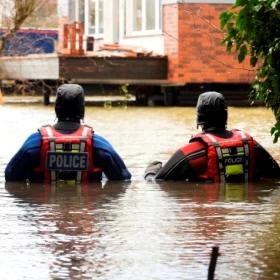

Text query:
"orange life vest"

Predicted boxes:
[[189, 129, 255, 183], [38, 125, 101, 183]]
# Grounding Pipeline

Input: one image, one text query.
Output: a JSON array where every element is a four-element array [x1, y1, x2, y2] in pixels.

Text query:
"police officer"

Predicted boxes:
[[5, 84, 131, 183], [145, 91, 280, 182]]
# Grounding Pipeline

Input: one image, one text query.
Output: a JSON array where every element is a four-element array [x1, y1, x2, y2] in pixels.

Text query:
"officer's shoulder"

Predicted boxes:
[[19, 131, 42, 151], [26, 131, 42, 141], [93, 133, 108, 141], [93, 134, 114, 149]]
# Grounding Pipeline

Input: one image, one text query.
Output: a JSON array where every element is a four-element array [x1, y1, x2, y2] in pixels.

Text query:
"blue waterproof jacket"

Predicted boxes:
[[5, 131, 131, 182]]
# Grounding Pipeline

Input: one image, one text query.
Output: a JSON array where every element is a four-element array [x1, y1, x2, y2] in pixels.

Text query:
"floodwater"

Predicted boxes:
[[0, 104, 280, 280]]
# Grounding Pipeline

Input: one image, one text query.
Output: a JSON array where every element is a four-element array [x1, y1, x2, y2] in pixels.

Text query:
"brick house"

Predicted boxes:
[[58, 0, 254, 83], [0, 1, 255, 104]]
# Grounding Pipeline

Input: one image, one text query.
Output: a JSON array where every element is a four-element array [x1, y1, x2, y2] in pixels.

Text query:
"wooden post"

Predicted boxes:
[[63, 24, 69, 49], [70, 23, 76, 54], [42, 83, 50, 106], [78, 22, 84, 54], [163, 86, 177, 106], [208, 246, 219, 280], [0, 88, 4, 104]]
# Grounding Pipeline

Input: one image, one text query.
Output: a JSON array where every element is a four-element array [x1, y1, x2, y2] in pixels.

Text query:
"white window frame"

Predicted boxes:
[[68, 0, 79, 21], [84, 0, 104, 38], [125, 0, 162, 37]]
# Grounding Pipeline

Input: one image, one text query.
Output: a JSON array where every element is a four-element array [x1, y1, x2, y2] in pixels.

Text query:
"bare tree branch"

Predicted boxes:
[[0, 0, 48, 55]]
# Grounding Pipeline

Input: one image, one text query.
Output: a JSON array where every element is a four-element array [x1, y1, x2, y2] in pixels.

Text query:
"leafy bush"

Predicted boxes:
[[220, 0, 280, 142]]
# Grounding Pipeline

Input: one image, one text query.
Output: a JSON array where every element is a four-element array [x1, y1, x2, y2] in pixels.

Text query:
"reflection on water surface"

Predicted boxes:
[[0, 104, 280, 279]]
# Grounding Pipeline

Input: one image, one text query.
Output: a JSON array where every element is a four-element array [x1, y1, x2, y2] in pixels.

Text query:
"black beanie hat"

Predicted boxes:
[[55, 84, 85, 121], [196, 91, 228, 130]]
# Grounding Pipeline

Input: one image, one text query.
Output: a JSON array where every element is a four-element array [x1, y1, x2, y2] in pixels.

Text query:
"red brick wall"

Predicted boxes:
[[163, 3, 255, 84], [163, 4, 179, 81]]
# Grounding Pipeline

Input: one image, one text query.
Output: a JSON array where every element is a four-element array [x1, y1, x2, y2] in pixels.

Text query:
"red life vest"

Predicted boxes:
[[189, 129, 255, 183], [38, 125, 101, 183]]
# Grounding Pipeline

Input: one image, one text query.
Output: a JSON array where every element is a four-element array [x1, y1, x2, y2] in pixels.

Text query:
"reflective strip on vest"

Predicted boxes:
[[76, 126, 89, 183], [216, 145, 225, 183], [45, 126, 56, 182], [239, 130, 250, 182], [203, 131, 250, 183]]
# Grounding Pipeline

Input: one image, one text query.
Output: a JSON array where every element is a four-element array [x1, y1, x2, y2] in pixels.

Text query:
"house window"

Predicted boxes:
[[133, 0, 142, 31], [68, 0, 76, 21], [68, 0, 85, 22], [78, 0, 85, 22], [87, 0, 104, 35], [68, 0, 104, 37], [127, 0, 161, 35], [146, 0, 156, 30]]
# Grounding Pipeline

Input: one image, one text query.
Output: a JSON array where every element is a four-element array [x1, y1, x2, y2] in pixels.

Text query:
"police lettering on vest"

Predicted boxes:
[[47, 152, 88, 171], [224, 156, 243, 165]]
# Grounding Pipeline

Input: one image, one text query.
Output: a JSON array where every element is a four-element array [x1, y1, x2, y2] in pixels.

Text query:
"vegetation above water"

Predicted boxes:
[[220, 0, 280, 142]]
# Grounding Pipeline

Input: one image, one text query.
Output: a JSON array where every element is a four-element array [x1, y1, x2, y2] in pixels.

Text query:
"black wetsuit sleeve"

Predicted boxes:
[[144, 161, 163, 180], [254, 142, 280, 179], [155, 150, 191, 180]]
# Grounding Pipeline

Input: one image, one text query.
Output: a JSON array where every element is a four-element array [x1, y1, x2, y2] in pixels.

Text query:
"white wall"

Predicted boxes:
[[119, 35, 165, 55], [0, 54, 59, 80], [57, 0, 69, 17]]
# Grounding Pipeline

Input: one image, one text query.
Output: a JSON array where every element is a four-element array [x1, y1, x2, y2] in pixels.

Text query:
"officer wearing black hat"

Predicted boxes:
[[5, 84, 131, 183], [145, 91, 280, 182]]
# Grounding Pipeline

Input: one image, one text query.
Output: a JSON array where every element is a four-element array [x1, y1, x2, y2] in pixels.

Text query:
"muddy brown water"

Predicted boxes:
[[0, 104, 279, 280]]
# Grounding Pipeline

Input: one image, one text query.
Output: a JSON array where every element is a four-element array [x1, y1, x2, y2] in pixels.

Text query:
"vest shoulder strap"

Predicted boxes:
[[39, 124, 94, 139], [190, 132, 217, 145], [39, 125, 53, 138]]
